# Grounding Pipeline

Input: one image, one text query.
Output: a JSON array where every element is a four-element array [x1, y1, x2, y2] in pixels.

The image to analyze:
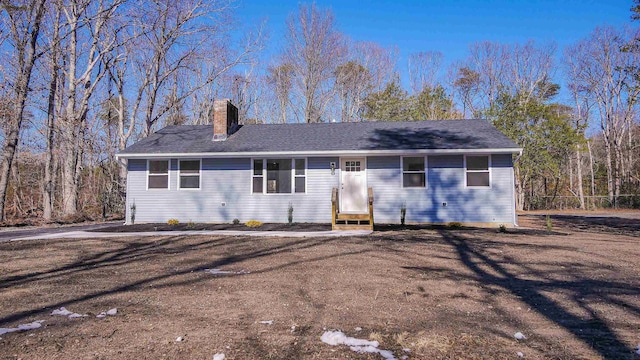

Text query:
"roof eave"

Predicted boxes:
[[116, 147, 524, 159]]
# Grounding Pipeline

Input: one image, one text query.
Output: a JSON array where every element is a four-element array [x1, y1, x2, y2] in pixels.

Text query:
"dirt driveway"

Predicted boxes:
[[0, 217, 639, 359]]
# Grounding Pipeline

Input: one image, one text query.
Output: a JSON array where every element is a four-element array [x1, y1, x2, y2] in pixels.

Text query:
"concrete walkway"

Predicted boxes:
[[11, 229, 373, 241], [0, 221, 122, 243]]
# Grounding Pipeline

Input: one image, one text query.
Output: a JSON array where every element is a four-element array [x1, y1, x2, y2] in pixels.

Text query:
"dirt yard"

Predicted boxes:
[[0, 214, 639, 359]]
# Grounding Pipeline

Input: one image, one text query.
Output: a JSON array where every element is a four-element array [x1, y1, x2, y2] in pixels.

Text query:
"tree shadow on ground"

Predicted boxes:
[[0, 235, 365, 327], [402, 229, 640, 359], [374, 223, 568, 237], [522, 214, 640, 237]]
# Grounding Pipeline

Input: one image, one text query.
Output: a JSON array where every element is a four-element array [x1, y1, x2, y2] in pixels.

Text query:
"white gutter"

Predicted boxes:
[[116, 148, 523, 159]]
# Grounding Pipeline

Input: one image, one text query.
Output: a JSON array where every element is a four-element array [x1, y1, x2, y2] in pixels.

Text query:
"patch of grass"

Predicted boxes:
[[447, 222, 462, 229], [245, 220, 263, 228], [498, 224, 507, 233], [546, 215, 553, 231], [167, 219, 179, 226], [232, 218, 240, 225]]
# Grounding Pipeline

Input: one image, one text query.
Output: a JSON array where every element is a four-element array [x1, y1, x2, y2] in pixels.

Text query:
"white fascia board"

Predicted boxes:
[[116, 148, 523, 159]]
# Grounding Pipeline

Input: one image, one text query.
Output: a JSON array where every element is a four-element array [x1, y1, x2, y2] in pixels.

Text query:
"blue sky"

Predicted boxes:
[[237, 0, 634, 92]]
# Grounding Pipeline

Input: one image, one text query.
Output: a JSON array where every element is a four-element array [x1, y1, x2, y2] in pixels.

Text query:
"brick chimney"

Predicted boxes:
[[212, 99, 239, 141]]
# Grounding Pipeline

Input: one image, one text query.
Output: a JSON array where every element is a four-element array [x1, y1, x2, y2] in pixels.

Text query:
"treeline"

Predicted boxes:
[[0, 1, 639, 224]]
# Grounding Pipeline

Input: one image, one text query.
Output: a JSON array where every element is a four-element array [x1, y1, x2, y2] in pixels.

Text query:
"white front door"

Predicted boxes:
[[340, 158, 367, 213]]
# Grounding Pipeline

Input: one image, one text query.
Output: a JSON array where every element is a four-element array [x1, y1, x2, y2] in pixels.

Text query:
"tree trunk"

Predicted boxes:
[[603, 129, 615, 204], [576, 148, 585, 210], [62, 139, 79, 216], [514, 166, 524, 211], [43, 65, 58, 220], [614, 139, 623, 207], [0, 0, 47, 222], [587, 140, 596, 209], [44, 7, 61, 221]]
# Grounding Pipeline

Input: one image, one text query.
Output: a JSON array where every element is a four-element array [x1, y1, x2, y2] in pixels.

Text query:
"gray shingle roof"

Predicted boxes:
[[118, 119, 521, 156]]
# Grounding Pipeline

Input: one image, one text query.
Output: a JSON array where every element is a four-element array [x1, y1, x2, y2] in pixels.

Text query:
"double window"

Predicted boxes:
[[147, 159, 201, 190], [402, 157, 426, 188], [253, 158, 306, 194], [465, 155, 490, 187]]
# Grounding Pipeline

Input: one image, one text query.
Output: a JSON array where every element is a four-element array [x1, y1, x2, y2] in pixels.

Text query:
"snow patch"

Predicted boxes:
[[97, 308, 118, 318], [517, 352, 524, 357], [204, 268, 249, 276], [321, 330, 396, 360], [51, 307, 86, 318], [636, 345, 640, 355], [354, 327, 362, 332], [259, 320, 273, 325], [514, 332, 526, 340], [0, 320, 44, 335], [290, 325, 296, 333], [176, 336, 184, 342], [213, 354, 225, 360]]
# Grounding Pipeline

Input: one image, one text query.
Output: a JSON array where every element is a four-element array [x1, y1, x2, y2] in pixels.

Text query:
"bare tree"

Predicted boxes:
[[564, 42, 597, 210], [454, 40, 557, 114], [505, 41, 557, 103], [0, 0, 47, 222], [126, 0, 263, 136], [352, 41, 397, 93], [58, 0, 124, 216], [334, 60, 371, 122], [408, 51, 443, 95], [452, 65, 480, 117], [333, 41, 397, 122], [104, 0, 262, 196], [285, 3, 345, 123], [222, 61, 260, 125], [266, 63, 294, 124], [565, 27, 640, 205], [42, 1, 64, 220], [464, 41, 508, 110]]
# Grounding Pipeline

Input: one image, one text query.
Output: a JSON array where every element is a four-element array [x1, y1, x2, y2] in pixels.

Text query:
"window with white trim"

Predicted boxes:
[[294, 159, 306, 193], [402, 157, 426, 188], [178, 160, 200, 189], [148, 160, 169, 189], [252, 159, 264, 193], [466, 155, 490, 187], [252, 158, 306, 194]]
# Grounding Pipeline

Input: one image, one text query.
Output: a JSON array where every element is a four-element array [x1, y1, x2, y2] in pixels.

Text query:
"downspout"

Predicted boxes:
[[124, 157, 130, 225]]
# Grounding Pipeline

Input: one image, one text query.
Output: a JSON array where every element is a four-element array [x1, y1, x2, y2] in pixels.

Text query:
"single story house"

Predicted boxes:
[[117, 100, 522, 229]]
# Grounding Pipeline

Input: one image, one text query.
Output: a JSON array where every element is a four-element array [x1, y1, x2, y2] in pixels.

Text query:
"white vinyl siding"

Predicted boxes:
[[125, 154, 515, 225], [367, 154, 514, 224]]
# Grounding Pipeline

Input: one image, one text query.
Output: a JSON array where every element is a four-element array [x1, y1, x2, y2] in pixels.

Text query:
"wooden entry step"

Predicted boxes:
[[331, 187, 374, 231], [336, 213, 370, 221], [334, 213, 371, 230], [333, 223, 372, 230]]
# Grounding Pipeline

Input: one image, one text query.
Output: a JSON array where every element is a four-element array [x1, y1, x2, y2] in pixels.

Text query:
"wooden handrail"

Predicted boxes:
[[331, 188, 339, 229], [367, 187, 374, 230]]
